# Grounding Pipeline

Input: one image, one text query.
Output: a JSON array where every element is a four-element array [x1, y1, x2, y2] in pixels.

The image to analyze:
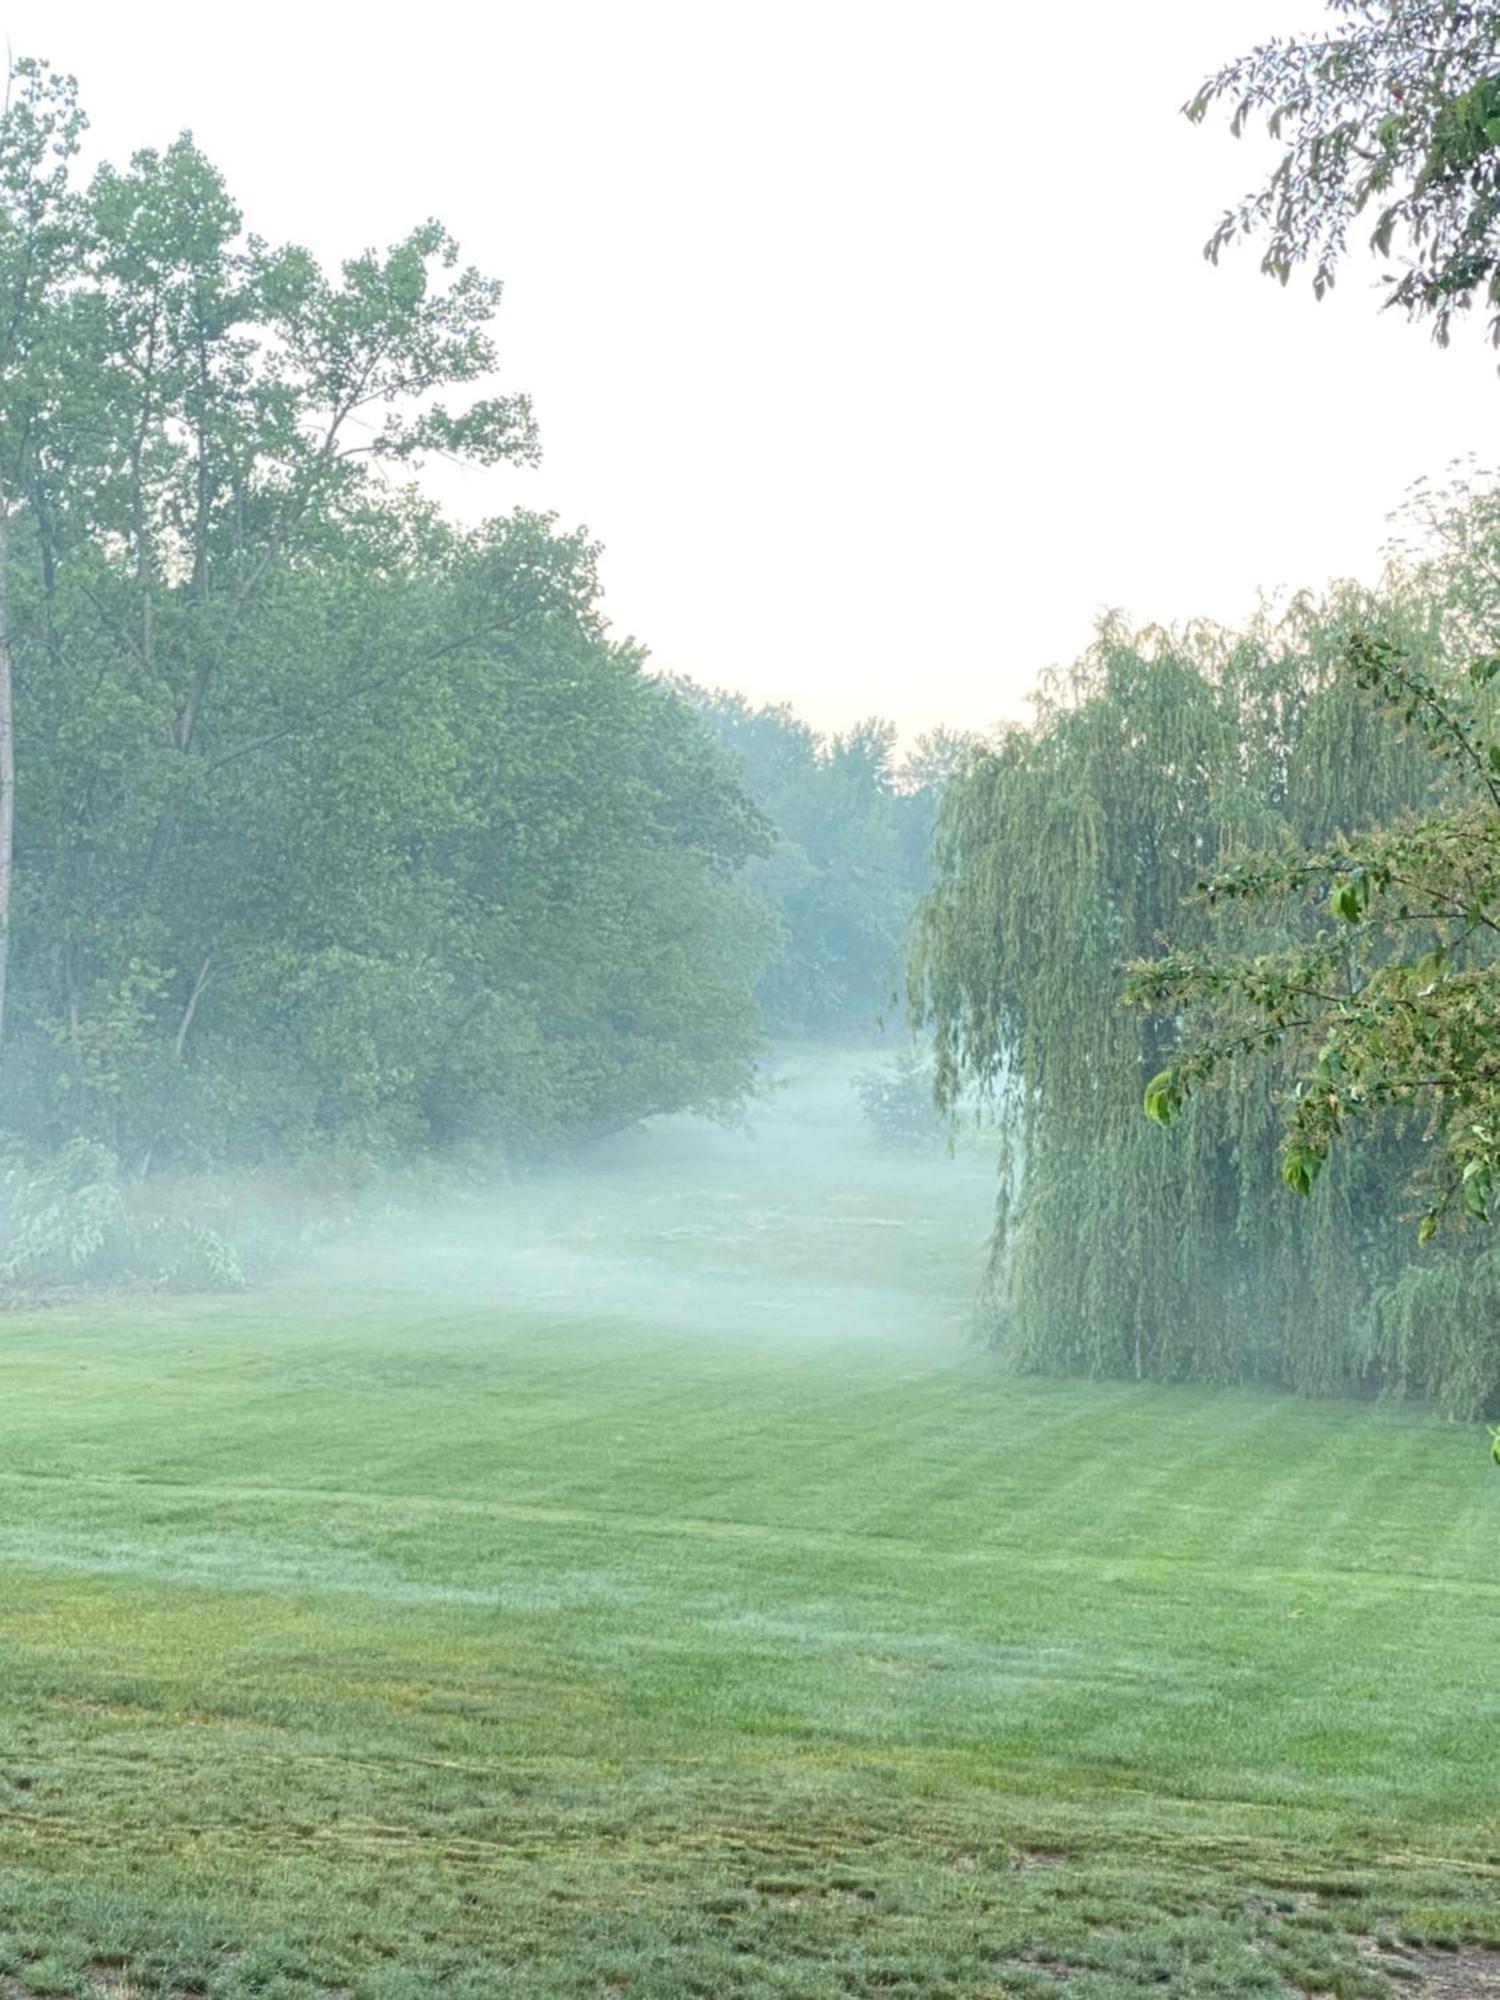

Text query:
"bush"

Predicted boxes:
[[0, 1140, 245, 1292], [853, 1051, 947, 1152]]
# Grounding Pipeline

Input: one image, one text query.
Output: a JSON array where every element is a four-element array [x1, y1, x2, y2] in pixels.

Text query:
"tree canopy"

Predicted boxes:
[[680, 684, 967, 1037], [0, 59, 776, 1182], [909, 548, 1500, 1413]]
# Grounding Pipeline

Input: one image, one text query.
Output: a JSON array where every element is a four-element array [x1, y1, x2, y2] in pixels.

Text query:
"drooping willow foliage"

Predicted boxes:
[[910, 594, 1480, 1402]]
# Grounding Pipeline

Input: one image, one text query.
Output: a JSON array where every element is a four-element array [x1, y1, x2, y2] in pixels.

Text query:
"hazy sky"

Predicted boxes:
[[11, 1, 1499, 737]]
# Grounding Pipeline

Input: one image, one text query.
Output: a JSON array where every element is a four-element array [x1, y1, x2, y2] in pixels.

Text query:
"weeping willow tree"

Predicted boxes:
[[1122, 477, 1500, 1420], [916, 0, 1500, 1413], [911, 596, 1445, 1396]]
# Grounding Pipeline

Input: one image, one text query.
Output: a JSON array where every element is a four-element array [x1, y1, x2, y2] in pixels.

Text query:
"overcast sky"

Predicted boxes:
[[11, 1, 1499, 738]]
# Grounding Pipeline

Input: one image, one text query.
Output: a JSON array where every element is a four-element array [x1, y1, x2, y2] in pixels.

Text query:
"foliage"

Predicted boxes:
[[1191, 0, 1500, 342], [0, 1137, 244, 1288], [1119, 473, 1500, 1415], [852, 1047, 948, 1151], [0, 60, 776, 1190], [1124, 4, 1500, 1412], [681, 684, 971, 1035], [1128, 629, 1500, 1241], [0, 1137, 128, 1282], [910, 595, 1468, 1397]]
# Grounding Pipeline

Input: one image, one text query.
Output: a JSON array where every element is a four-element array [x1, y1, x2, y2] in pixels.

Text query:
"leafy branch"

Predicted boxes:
[[1130, 629, 1500, 1239]]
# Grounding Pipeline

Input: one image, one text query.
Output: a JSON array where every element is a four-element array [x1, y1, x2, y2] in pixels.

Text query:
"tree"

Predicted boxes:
[[907, 5, 1500, 1416], [680, 685, 957, 1037], [1099, 5, 1500, 1419], [0, 61, 87, 1053], [1191, 0, 1500, 342], [0, 57, 775, 1186], [910, 605, 1450, 1394], [1118, 483, 1500, 1415], [1129, 6, 1500, 1235], [1128, 519, 1500, 1248]]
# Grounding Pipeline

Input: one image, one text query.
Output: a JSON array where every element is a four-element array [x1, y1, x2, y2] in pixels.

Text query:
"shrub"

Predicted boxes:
[[0, 1141, 245, 1292], [853, 1051, 947, 1152]]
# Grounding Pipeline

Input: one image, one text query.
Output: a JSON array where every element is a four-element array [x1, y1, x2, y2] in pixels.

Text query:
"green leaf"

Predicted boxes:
[[1282, 1145, 1323, 1197], [1144, 1070, 1178, 1127]]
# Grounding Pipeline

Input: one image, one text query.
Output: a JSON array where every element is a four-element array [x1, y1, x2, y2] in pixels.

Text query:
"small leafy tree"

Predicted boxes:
[[1141, 3, 1500, 1234], [854, 1050, 947, 1152], [1128, 626, 1500, 1245], [1125, 3, 1500, 1423]]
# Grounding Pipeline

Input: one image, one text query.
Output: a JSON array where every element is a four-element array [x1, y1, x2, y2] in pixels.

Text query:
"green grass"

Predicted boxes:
[[0, 1052, 1497, 1998]]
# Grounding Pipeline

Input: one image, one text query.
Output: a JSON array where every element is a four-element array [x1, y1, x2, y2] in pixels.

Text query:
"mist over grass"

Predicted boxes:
[[304, 1045, 996, 1351], [0, 1049, 1496, 1997]]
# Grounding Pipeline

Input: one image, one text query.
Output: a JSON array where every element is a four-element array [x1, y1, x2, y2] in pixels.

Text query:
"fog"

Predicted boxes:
[[304, 1047, 996, 1355]]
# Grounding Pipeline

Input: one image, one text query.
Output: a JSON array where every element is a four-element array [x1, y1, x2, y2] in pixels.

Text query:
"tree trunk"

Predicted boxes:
[[174, 952, 213, 1061], [0, 506, 15, 1055]]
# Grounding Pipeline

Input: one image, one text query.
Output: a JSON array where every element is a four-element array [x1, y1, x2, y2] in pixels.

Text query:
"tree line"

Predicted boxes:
[[681, 686, 967, 1037], [0, 59, 954, 1243]]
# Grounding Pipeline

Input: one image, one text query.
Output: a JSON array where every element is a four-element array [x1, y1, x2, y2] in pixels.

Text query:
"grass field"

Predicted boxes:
[[1, 1052, 1498, 1999]]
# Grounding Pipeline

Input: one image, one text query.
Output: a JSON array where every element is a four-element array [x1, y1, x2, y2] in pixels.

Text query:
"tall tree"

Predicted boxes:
[[1129, 5, 1500, 1268], [910, 603, 1454, 1395], [0, 58, 774, 1181], [1085, 3, 1500, 1417], [0, 61, 86, 1052]]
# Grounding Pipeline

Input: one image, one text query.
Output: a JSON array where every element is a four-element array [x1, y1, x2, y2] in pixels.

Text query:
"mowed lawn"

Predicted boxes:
[[0, 1059, 1497, 1999]]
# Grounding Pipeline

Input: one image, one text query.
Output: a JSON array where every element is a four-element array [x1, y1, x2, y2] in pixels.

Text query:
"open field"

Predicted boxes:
[[0, 1052, 1497, 1998]]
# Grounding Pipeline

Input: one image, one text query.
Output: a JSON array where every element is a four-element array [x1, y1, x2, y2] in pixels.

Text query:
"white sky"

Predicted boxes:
[[9, 1, 1499, 738]]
